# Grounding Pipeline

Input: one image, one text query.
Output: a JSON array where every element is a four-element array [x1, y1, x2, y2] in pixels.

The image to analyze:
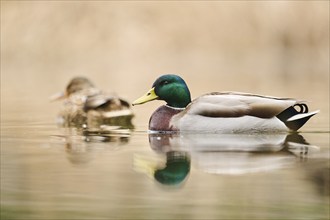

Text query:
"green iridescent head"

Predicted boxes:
[[133, 74, 191, 108]]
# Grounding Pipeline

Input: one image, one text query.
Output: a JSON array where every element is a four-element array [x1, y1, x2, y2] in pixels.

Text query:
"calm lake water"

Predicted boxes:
[[2, 2, 329, 219], [1, 97, 329, 220]]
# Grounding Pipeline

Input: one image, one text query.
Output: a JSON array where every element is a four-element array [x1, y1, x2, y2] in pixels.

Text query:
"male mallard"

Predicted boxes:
[[132, 74, 318, 133], [52, 77, 134, 128]]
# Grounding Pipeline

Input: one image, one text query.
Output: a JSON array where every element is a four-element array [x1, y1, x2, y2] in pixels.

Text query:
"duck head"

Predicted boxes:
[[50, 77, 95, 101], [133, 74, 191, 108], [66, 77, 95, 96]]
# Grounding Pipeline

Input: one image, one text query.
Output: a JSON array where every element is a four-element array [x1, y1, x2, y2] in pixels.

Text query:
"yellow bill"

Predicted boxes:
[[132, 88, 159, 105]]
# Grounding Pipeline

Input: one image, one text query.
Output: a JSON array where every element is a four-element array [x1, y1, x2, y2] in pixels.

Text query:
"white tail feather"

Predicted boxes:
[[287, 110, 320, 122]]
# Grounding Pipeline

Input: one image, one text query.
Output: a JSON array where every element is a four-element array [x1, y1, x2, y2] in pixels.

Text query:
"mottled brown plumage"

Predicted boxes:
[[54, 77, 134, 128]]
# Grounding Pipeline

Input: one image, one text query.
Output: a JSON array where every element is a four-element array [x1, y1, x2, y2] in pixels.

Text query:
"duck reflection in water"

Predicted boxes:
[[52, 126, 131, 166], [134, 134, 191, 187], [135, 133, 319, 184], [154, 151, 190, 186], [50, 77, 134, 165], [51, 77, 134, 129]]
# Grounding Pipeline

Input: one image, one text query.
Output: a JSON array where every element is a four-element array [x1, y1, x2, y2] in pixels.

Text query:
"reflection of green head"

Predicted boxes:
[[154, 151, 190, 185]]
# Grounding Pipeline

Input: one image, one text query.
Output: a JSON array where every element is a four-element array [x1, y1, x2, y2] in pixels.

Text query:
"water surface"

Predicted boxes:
[[1, 103, 329, 220]]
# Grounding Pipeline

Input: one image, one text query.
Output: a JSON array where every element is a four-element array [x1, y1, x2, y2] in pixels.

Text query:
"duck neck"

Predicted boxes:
[[165, 105, 186, 111], [166, 87, 191, 108]]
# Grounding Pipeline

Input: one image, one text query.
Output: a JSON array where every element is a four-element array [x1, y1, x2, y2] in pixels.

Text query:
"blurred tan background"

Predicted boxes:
[[1, 1, 329, 129]]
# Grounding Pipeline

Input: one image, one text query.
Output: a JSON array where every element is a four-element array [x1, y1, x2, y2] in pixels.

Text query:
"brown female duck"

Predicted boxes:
[[53, 77, 134, 128]]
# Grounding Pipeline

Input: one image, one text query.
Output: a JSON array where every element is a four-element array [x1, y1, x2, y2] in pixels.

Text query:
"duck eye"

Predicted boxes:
[[162, 80, 169, 85]]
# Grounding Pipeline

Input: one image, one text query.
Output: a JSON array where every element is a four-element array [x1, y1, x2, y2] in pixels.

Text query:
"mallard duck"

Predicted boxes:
[[132, 74, 318, 133], [52, 77, 134, 128]]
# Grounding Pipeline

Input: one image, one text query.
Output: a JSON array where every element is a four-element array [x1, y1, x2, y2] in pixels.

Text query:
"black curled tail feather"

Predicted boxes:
[[293, 103, 308, 114], [276, 104, 315, 131]]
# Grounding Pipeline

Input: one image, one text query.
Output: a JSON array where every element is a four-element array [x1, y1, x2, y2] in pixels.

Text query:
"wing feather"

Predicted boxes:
[[185, 92, 298, 118]]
